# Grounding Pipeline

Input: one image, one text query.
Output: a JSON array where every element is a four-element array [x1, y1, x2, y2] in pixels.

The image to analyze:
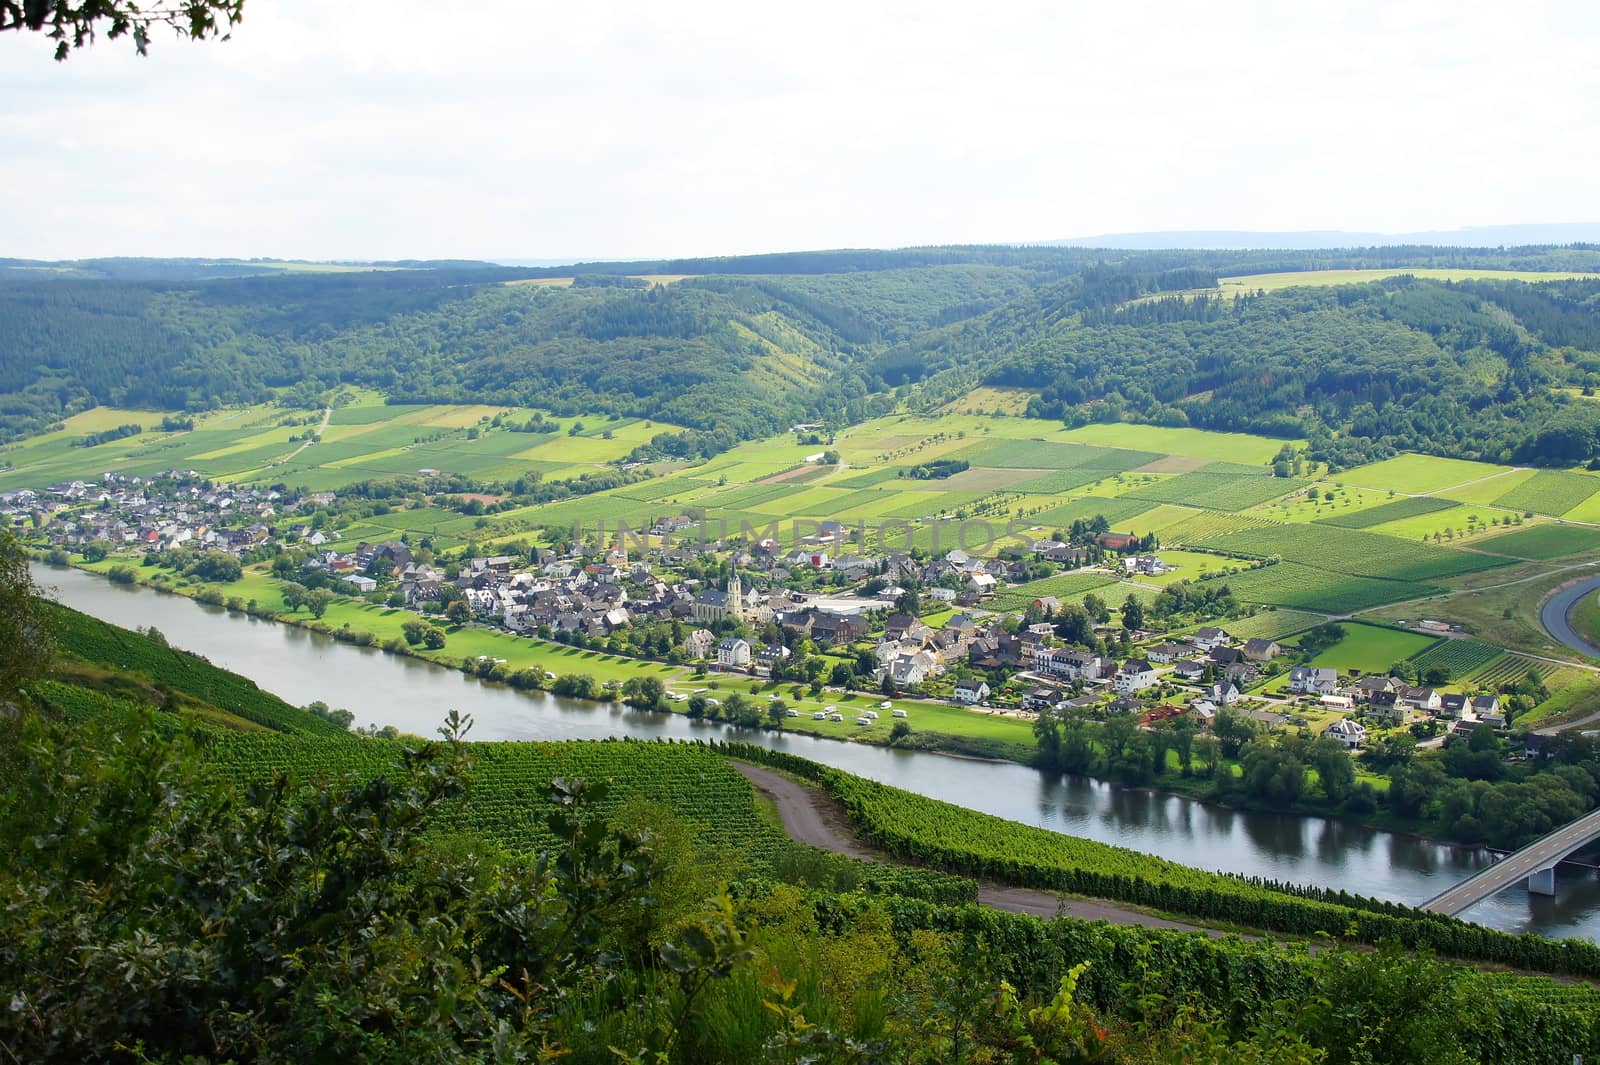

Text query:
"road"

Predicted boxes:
[[730, 760, 1226, 935], [1422, 805, 1600, 916], [273, 406, 331, 467], [1539, 574, 1600, 660]]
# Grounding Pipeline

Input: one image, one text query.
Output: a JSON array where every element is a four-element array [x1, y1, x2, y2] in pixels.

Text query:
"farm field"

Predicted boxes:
[[1218, 268, 1600, 292], [0, 395, 673, 497], [20, 400, 1600, 658], [1301, 623, 1440, 674], [1472, 524, 1600, 560], [1410, 638, 1505, 680], [1492, 470, 1600, 518], [1337, 454, 1515, 496]]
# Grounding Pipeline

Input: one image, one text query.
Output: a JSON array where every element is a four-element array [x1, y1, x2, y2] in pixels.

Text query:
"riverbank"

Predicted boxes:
[[30, 555, 1527, 861]]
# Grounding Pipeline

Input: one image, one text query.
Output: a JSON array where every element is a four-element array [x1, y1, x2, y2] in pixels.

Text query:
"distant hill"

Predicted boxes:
[[5, 243, 1600, 469], [1049, 223, 1600, 250]]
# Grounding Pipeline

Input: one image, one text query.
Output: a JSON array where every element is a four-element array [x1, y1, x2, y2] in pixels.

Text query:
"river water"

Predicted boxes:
[[34, 563, 1600, 940]]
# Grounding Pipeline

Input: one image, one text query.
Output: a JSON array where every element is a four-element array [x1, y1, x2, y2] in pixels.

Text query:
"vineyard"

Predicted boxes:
[[1494, 469, 1600, 516], [990, 571, 1120, 611], [1409, 638, 1504, 678], [1473, 522, 1600, 560], [775, 754, 1600, 978], [1470, 655, 1543, 689], [197, 733, 976, 905], [1315, 494, 1456, 529], [1213, 609, 1326, 641], [955, 438, 1160, 473], [46, 603, 341, 736], [1208, 561, 1439, 614], [1122, 462, 1305, 511], [1157, 509, 1277, 544], [1178, 522, 1511, 583]]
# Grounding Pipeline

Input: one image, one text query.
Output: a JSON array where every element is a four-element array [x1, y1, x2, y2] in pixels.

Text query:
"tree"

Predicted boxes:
[[765, 699, 787, 729], [422, 626, 447, 650], [1308, 736, 1355, 803], [1, 0, 246, 60], [0, 530, 53, 705], [445, 599, 472, 625], [304, 587, 334, 619], [1120, 594, 1144, 633], [402, 618, 428, 646]]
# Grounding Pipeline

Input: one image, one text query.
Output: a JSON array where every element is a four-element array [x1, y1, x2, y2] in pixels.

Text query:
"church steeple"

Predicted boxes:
[[727, 572, 744, 622]]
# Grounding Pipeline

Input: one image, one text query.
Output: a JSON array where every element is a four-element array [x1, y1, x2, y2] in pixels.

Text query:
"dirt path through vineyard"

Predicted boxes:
[[731, 761, 1229, 936]]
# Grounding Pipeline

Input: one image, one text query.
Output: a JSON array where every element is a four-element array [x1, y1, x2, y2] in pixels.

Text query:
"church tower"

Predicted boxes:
[[727, 572, 744, 623]]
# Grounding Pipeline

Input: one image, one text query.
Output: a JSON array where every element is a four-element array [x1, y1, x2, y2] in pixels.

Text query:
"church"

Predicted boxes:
[[690, 573, 771, 625]]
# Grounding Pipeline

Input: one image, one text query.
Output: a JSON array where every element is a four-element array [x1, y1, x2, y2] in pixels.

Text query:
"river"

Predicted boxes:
[[34, 562, 1600, 940]]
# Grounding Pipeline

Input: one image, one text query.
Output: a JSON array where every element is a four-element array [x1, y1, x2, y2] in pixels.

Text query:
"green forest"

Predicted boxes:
[[6, 246, 1600, 469]]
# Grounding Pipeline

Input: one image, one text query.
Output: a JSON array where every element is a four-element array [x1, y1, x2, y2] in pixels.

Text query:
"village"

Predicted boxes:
[[6, 469, 1528, 762]]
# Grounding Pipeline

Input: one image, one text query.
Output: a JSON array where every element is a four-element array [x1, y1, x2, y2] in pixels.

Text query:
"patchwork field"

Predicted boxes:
[[17, 401, 1600, 672]]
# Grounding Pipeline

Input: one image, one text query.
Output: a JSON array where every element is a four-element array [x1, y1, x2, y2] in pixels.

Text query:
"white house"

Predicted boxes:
[[953, 678, 991, 705], [1192, 626, 1233, 651], [1325, 718, 1367, 750], [1113, 659, 1158, 694], [1289, 667, 1338, 696], [716, 637, 752, 669], [683, 628, 716, 660]]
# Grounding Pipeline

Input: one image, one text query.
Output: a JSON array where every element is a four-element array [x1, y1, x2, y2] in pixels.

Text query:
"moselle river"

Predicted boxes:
[[33, 562, 1600, 939]]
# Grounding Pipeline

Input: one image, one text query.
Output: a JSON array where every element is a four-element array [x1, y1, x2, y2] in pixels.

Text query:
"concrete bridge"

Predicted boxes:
[[1422, 806, 1600, 916]]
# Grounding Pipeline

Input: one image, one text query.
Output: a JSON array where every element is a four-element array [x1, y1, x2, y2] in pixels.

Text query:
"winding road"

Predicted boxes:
[[730, 761, 1225, 934], [1539, 575, 1600, 661]]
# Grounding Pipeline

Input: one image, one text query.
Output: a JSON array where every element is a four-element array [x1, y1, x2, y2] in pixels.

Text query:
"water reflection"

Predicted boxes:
[[35, 562, 1600, 940]]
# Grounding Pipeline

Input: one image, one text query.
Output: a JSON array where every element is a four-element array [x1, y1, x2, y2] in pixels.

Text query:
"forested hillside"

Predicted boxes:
[[5, 245, 1600, 466]]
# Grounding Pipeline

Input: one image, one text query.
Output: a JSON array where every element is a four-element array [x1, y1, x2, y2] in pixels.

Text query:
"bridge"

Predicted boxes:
[[1422, 806, 1600, 916]]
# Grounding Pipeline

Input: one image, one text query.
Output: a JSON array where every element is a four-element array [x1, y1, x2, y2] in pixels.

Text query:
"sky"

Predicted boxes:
[[3, 0, 1599, 261]]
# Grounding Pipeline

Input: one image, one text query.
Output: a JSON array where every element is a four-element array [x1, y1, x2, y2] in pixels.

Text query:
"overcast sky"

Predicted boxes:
[[3, 1, 1598, 261]]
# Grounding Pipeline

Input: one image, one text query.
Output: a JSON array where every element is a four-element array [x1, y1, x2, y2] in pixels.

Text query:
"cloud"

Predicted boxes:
[[1, 0, 1596, 259]]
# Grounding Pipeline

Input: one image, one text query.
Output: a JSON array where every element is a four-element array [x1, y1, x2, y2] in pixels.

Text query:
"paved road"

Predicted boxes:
[[1539, 574, 1600, 660], [1423, 805, 1600, 915], [730, 761, 1226, 935]]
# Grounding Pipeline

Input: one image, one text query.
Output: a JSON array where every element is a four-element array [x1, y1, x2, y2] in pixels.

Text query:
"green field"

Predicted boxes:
[[1303, 622, 1440, 674], [1472, 523, 1600, 560], [1219, 268, 1600, 292], [1493, 470, 1600, 517], [1314, 495, 1457, 529]]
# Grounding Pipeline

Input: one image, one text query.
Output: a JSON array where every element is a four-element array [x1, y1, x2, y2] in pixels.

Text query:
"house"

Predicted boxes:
[[346, 574, 378, 594], [1095, 532, 1137, 551], [1034, 647, 1106, 682], [1208, 645, 1245, 666], [1223, 662, 1259, 686], [1192, 626, 1232, 651], [811, 612, 869, 645], [1032, 595, 1061, 616], [1205, 682, 1240, 706], [1470, 694, 1502, 719], [883, 614, 934, 645], [1399, 686, 1442, 712], [754, 644, 791, 670], [716, 637, 752, 669], [1146, 642, 1193, 664], [1352, 675, 1400, 701], [1439, 693, 1469, 719], [1171, 659, 1207, 682], [1288, 666, 1338, 696], [1113, 659, 1157, 694], [1367, 690, 1404, 725], [966, 572, 998, 597], [953, 678, 991, 705], [1241, 638, 1281, 663], [886, 650, 940, 688], [1022, 686, 1064, 712], [1325, 718, 1367, 750]]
